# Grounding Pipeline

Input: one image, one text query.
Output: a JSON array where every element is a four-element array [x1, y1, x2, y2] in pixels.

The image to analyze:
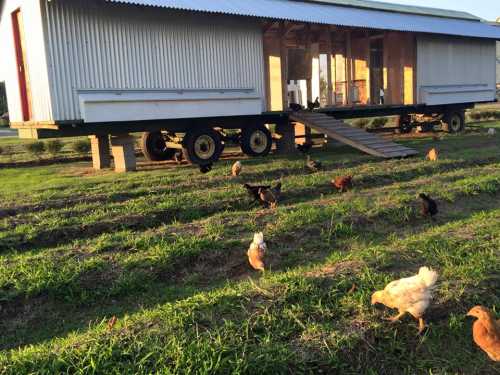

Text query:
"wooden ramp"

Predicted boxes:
[[290, 112, 418, 159]]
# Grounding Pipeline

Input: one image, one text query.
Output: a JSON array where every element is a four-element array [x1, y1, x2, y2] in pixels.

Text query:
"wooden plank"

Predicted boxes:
[[288, 113, 418, 159]]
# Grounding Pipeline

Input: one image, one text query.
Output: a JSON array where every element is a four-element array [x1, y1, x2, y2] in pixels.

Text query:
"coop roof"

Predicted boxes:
[[105, 0, 500, 39]]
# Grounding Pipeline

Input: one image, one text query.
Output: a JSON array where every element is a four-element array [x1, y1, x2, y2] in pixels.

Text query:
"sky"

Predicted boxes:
[[380, 0, 500, 21]]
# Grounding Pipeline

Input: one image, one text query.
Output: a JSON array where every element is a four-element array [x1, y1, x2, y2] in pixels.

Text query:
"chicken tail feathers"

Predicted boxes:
[[418, 267, 438, 287]]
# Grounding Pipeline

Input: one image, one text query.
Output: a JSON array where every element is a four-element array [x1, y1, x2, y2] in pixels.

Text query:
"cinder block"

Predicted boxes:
[[89, 135, 111, 170], [110, 134, 136, 172], [294, 122, 311, 145]]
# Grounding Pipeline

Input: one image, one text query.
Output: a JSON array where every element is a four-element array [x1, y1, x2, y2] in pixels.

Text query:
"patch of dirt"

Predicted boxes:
[[0, 156, 91, 169], [0, 294, 50, 326], [164, 223, 205, 237], [304, 260, 364, 279]]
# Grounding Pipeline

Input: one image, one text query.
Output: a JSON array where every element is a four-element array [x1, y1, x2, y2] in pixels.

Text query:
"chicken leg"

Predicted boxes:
[[418, 317, 426, 334], [386, 311, 406, 323]]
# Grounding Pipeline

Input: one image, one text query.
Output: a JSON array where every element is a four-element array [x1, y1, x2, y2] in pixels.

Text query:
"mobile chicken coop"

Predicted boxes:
[[1, 0, 499, 171]]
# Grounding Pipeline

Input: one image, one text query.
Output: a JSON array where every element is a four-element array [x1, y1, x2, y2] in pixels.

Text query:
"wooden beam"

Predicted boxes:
[[326, 29, 334, 106], [262, 21, 277, 35], [346, 30, 352, 105], [279, 22, 288, 110]]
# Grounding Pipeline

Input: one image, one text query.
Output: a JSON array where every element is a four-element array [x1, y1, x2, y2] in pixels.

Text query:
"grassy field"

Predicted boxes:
[[0, 123, 499, 374]]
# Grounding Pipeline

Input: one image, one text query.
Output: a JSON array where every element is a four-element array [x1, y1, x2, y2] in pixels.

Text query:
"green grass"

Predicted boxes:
[[0, 125, 500, 374]]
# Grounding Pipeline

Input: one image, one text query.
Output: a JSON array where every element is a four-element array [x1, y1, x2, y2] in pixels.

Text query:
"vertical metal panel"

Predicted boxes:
[[416, 35, 497, 105], [42, 0, 265, 121], [496, 42, 500, 86], [0, 0, 52, 123]]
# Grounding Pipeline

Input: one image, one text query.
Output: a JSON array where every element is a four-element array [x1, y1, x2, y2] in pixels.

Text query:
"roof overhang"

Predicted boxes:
[[105, 0, 500, 40]]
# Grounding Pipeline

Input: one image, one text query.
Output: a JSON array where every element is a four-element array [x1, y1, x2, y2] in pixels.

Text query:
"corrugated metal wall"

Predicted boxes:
[[417, 35, 496, 105], [41, 0, 266, 122], [496, 41, 500, 86], [0, 0, 53, 123]]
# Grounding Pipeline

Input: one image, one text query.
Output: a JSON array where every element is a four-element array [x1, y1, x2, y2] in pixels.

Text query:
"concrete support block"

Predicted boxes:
[[275, 120, 296, 154], [294, 122, 312, 145], [110, 134, 136, 172], [89, 135, 111, 170]]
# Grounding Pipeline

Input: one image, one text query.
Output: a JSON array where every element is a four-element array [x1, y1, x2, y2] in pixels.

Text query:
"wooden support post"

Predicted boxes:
[[305, 25, 313, 104], [326, 28, 334, 106], [346, 30, 352, 105], [110, 134, 136, 172], [279, 22, 288, 111], [89, 135, 111, 170], [311, 42, 320, 103], [275, 119, 296, 154]]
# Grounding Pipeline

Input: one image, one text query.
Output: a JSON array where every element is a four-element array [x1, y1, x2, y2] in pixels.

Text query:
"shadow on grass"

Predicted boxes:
[[1, 191, 499, 352]]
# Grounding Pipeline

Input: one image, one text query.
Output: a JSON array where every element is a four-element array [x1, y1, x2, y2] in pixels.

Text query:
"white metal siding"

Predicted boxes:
[[496, 41, 500, 86], [0, 0, 53, 123], [417, 35, 497, 105], [42, 0, 266, 122]]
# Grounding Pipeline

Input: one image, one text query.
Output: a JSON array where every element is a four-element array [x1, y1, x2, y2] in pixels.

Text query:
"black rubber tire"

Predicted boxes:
[[141, 131, 176, 161], [240, 125, 273, 157], [182, 128, 224, 165], [443, 111, 465, 133]]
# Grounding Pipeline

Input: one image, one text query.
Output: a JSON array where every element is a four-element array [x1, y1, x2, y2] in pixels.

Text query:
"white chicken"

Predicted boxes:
[[247, 232, 267, 271], [487, 128, 496, 136], [371, 266, 438, 334]]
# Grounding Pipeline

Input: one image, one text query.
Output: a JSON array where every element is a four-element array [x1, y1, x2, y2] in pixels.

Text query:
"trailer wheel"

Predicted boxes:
[[443, 111, 465, 133], [182, 128, 224, 165], [398, 115, 413, 134], [141, 131, 176, 161], [240, 125, 272, 157]]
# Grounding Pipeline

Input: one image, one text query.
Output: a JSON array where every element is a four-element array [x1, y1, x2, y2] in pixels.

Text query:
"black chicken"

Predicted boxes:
[[244, 183, 271, 203], [199, 163, 213, 174], [297, 141, 313, 154], [307, 97, 320, 111], [419, 193, 438, 220], [289, 103, 304, 112]]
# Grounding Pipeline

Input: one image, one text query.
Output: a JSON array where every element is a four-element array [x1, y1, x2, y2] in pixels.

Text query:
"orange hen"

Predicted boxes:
[[247, 232, 267, 271], [232, 161, 242, 176], [426, 148, 439, 161], [332, 176, 353, 193], [467, 306, 500, 361]]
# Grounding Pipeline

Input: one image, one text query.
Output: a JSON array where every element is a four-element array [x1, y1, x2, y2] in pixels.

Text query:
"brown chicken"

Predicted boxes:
[[332, 176, 353, 193], [426, 148, 439, 161], [247, 232, 267, 271], [419, 193, 438, 220], [232, 161, 242, 176], [467, 306, 500, 361], [258, 181, 282, 209]]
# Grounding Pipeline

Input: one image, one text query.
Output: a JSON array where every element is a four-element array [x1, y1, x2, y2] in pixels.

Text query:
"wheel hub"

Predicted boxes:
[[194, 135, 216, 160], [250, 130, 268, 154], [450, 115, 461, 131], [153, 138, 167, 153]]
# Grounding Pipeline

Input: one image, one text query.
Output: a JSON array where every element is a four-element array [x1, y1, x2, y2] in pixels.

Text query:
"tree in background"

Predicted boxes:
[[0, 82, 7, 115]]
